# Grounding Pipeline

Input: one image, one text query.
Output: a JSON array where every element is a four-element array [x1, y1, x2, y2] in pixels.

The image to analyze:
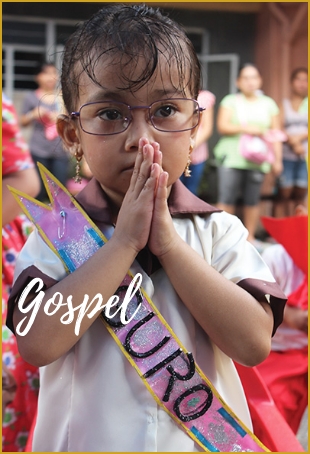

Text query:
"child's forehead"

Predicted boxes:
[[77, 51, 192, 102]]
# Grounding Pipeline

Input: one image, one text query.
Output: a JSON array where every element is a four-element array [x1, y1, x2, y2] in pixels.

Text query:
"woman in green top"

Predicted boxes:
[[214, 64, 282, 243]]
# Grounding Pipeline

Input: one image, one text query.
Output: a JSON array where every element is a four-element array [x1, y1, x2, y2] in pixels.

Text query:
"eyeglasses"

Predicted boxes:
[[70, 98, 205, 135]]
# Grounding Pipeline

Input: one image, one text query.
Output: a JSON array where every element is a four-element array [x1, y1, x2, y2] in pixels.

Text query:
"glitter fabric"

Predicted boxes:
[[10, 165, 268, 452]]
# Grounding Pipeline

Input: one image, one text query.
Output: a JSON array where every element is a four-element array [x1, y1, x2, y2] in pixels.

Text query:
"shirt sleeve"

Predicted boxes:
[[219, 94, 235, 110], [196, 212, 287, 335], [6, 229, 67, 333], [300, 97, 308, 114], [13, 229, 67, 282], [266, 96, 279, 117]]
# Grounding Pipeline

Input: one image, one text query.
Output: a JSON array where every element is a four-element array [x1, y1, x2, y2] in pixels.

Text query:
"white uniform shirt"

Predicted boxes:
[[9, 179, 286, 452]]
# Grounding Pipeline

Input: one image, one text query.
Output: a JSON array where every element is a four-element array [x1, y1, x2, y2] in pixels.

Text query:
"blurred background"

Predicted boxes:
[[2, 3, 308, 451], [2, 2, 307, 203]]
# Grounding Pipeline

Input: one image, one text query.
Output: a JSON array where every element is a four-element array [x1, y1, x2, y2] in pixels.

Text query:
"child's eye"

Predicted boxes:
[[153, 105, 177, 118], [97, 108, 124, 121]]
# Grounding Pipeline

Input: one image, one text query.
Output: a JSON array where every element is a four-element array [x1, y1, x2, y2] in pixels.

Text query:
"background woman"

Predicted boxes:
[[276, 68, 308, 217], [180, 90, 215, 195], [20, 62, 69, 201], [214, 63, 282, 244], [2, 94, 40, 451]]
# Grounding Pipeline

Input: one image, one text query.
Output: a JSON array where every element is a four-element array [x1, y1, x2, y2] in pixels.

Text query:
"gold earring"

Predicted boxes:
[[74, 152, 83, 184], [184, 144, 194, 177]]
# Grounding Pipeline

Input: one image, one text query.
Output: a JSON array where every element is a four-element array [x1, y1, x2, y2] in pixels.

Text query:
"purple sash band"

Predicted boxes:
[[9, 164, 269, 452]]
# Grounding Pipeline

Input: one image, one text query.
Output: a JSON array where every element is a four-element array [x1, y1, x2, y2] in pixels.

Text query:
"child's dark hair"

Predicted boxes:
[[61, 3, 201, 113]]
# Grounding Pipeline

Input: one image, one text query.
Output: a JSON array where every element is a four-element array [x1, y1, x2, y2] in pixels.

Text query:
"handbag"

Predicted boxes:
[[236, 94, 286, 164], [239, 134, 274, 164]]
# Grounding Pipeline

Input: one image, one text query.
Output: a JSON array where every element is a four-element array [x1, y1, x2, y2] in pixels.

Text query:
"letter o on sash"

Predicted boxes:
[[174, 384, 213, 422]]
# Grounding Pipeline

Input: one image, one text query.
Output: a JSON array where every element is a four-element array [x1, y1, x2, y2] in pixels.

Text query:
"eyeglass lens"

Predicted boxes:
[[78, 99, 199, 135]]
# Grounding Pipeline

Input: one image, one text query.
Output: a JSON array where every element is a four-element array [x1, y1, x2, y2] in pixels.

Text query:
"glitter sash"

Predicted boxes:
[[10, 164, 269, 452]]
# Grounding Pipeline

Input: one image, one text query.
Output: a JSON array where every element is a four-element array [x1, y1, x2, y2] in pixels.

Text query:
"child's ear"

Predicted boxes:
[[190, 128, 197, 148], [190, 110, 201, 144], [56, 114, 82, 156]]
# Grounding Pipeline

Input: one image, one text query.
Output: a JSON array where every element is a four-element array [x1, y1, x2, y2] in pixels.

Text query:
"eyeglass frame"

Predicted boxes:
[[70, 98, 205, 136]]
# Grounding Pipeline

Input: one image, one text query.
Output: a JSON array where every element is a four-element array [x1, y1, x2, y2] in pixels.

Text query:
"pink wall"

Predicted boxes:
[[255, 3, 308, 105]]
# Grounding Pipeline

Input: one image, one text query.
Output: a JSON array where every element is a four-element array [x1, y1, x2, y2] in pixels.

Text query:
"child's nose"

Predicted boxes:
[[124, 110, 156, 152]]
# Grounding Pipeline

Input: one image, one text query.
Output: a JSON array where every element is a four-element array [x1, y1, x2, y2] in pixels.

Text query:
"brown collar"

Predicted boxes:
[[75, 179, 220, 275], [75, 178, 220, 225]]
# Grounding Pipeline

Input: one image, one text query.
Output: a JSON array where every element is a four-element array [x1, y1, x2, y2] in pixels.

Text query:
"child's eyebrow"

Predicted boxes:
[[150, 89, 186, 99], [85, 90, 121, 104], [84, 88, 186, 105]]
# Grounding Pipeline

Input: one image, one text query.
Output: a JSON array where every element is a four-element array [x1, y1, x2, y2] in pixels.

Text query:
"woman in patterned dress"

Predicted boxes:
[[2, 94, 40, 451]]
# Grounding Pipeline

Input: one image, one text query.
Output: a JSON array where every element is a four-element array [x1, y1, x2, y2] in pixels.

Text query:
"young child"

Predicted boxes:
[[7, 5, 287, 452]]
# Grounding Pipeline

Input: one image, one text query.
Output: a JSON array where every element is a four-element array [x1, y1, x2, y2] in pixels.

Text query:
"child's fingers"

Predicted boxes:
[[150, 142, 162, 195], [131, 144, 154, 195], [130, 151, 143, 188], [142, 163, 161, 194], [151, 142, 162, 169], [116, 163, 161, 253], [155, 171, 169, 205], [148, 170, 173, 257], [130, 138, 148, 188]]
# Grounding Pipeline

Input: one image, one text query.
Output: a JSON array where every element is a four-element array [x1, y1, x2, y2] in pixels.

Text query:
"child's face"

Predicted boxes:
[[63, 54, 198, 207]]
